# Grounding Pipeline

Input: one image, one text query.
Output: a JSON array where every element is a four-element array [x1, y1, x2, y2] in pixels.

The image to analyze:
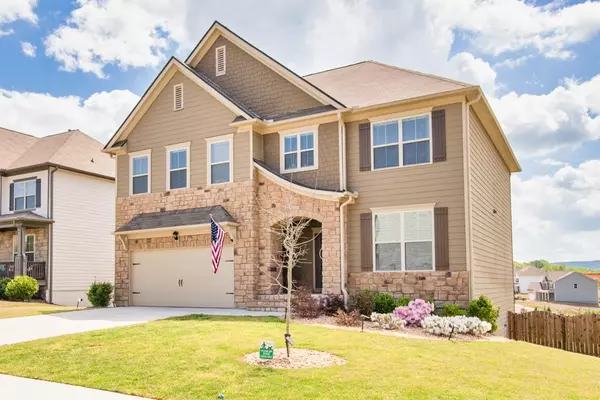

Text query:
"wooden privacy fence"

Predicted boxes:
[[508, 311, 600, 357]]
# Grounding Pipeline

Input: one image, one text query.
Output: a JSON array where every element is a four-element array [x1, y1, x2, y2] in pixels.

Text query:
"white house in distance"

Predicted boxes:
[[515, 266, 545, 294], [516, 267, 599, 305], [0, 127, 115, 306]]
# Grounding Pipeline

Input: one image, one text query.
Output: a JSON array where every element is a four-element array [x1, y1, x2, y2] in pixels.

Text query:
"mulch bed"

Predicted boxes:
[[244, 348, 347, 369]]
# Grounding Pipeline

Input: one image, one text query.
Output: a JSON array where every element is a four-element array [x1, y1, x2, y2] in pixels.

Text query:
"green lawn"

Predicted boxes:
[[0, 315, 598, 400], [0, 300, 76, 319]]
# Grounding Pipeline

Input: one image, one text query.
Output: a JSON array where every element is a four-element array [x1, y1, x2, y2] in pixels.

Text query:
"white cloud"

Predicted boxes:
[[539, 159, 569, 167], [0, 0, 37, 35], [20, 41, 36, 57], [513, 160, 600, 261], [494, 55, 533, 69], [0, 88, 139, 143]]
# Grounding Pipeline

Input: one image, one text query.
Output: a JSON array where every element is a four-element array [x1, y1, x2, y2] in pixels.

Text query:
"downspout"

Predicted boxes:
[[48, 166, 58, 303], [339, 196, 354, 307], [337, 112, 344, 191], [464, 93, 482, 300]]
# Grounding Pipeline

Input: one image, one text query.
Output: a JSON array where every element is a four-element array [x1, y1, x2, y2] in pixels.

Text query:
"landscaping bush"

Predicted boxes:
[[335, 309, 360, 326], [421, 315, 492, 336], [442, 303, 466, 317], [319, 293, 345, 316], [87, 281, 114, 308], [290, 286, 321, 318], [395, 296, 412, 307], [394, 298, 435, 327], [370, 312, 406, 330], [350, 289, 374, 315], [373, 293, 396, 314], [0, 277, 11, 300], [466, 295, 500, 332], [5, 276, 38, 301]]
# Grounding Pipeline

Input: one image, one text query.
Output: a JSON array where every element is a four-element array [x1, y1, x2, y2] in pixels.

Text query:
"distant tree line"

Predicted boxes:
[[513, 259, 595, 274]]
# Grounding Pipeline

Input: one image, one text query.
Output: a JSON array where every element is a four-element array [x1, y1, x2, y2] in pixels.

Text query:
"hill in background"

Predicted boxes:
[[553, 260, 600, 271]]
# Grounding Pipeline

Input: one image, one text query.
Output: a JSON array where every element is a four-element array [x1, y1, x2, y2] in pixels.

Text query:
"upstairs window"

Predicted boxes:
[[282, 131, 317, 172], [208, 136, 232, 185], [167, 146, 189, 190], [372, 114, 431, 170], [14, 179, 36, 211], [216, 45, 226, 76], [131, 154, 149, 195], [173, 84, 183, 111]]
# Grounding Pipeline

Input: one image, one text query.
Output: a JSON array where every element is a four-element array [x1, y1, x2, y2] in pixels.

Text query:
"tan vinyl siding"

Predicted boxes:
[[261, 122, 340, 191], [195, 35, 324, 118], [118, 71, 248, 196], [252, 131, 264, 161], [346, 103, 466, 273], [469, 110, 514, 335]]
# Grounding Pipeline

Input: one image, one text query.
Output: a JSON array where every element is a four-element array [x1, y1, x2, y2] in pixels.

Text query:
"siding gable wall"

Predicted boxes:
[[194, 35, 325, 118]]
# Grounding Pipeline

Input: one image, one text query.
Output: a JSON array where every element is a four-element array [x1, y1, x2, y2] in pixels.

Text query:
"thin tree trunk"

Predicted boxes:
[[285, 256, 292, 357]]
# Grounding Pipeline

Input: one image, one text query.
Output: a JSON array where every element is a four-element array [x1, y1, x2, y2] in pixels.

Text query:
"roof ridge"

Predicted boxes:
[[43, 130, 78, 164], [367, 60, 473, 88], [303, 61, 369, 77]]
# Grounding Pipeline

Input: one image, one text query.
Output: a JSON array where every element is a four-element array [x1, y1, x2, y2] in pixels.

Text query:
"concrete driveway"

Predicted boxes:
[[0, 307, 281, 346]]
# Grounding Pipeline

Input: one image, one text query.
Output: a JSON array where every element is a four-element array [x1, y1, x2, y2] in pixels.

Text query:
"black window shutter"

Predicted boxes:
[[360, 212, 373, 271], [432, 109, 447, 162], [35, 178, 42, 208], [359, 123, 371, 171], [434, 207, 449, 271], [9, 183, 14, 211]]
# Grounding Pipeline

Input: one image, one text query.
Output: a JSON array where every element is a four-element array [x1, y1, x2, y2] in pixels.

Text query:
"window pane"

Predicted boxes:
[[15, 197, 25, 211], [132, 176, 148, 194], [405, 242, 433, 271], [14, 182, 25, 197], [25, 253, 34, 262], [133, 157, 148, 176], [12, 238, 17, 253], [170, 169, 187, 189], [375, 213, 402, 242], [211, 163, 230, 184], [300, 133, 314, 150], [402, 118, 416, 141], [25, 180, 36, 195], [374, 145, 399, 169], [284, 153, 297, 170], [26, 195, 36, 209], [373, 124, 386, 146], [284, 136, 297, 153], [373, 122, 398, 146], [404, 211, 433, 241], [211, 142, 230, 164], [300, 150, 314, 167], [170, 149, 187, 169], [415, 117, 430, 140], [25, 236, 34, 252], [375, 243, 402, 271], [403, 140, 430, 166]]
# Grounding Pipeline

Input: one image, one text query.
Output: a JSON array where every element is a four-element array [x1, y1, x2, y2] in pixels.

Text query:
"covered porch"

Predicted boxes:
[[0, 212, 53, 285]]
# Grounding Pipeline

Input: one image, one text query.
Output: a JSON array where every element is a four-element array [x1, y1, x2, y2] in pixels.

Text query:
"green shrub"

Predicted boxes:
[[466, 295, 500, 332], [442, 303, 465, 317], [5, 276, 38, 301], [373, 293, 396, 314], [350, 289, 374, 315], [87, 281, 114, 307], [0, 277, 11, 300], [395, 296, 412, 307]]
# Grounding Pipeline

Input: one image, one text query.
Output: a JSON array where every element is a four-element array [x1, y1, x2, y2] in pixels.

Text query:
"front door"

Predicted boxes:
[[314, 232, 323, 293]]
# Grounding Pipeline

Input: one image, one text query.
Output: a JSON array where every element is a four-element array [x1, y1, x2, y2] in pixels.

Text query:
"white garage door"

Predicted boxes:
[[131, 247, 234, 308]]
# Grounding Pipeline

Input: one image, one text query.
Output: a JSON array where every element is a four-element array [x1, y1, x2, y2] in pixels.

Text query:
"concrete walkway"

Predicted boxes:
[[0, 374, 149, 399], [0, 306, 282, 346]]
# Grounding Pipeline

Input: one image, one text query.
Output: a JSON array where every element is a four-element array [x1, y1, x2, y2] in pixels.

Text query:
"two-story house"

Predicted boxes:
[[0, 128, 115, 306], [104, 21, 520, 334]]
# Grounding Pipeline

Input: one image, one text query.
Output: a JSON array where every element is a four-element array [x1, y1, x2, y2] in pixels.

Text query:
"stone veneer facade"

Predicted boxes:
[[114, 170, 343, 307], [0, 228, 49, 263]]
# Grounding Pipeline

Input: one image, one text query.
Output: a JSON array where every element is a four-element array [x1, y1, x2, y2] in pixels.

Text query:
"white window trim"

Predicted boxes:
[[129, 149, 152, 196], [215, 45, 226, 76], [13, 234, 35, 261], [173, 83, 183, 111], [165, 142, 191, 191], [279, 126, 319, 173], [371, 112, 433, 171], [372, 204, 436, 273], [206, 134, 233, 186], [13, 178, 37, 211]]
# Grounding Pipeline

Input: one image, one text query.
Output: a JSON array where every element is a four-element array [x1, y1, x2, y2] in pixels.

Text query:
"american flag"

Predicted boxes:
[[210, 215, 225, 274]]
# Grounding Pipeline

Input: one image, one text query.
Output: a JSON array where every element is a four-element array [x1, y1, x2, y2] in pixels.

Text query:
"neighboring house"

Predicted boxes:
[[0, 128, 115, 306], [103, 21, 520, 334], [525, 269, 599, 304], [515, 266, 545, 294]]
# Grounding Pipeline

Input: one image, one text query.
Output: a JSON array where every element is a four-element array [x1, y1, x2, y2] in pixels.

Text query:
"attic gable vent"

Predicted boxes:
[[216, 45, 226, 76], [173, 84, 183, 111]]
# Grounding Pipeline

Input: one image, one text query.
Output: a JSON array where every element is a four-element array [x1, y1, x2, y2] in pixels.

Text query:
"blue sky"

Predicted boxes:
[[1, 0, 600, 262]]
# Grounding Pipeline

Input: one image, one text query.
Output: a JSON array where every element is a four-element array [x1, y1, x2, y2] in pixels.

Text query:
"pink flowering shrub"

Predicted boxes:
[[393, 299, 434, 327]]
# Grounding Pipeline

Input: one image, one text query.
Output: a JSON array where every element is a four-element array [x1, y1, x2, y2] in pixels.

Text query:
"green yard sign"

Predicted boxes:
[[259, 341, 274, 360]]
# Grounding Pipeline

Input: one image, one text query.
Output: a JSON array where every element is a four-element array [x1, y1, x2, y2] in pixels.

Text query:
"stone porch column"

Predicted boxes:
[[15, 224, 25, 276]]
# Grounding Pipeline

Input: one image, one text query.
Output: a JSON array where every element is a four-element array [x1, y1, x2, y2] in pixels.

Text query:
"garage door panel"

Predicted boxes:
[[131, 247, 234, 308]]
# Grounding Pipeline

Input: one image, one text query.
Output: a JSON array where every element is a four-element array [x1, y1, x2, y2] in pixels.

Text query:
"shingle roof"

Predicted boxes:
[[515, 266, 544, 277], [0, 211, 53, 225], [253, 159, 343, 193], [304, 61, 472, 108], [0, 128, 39, 169], [0, 129, 114, 179], [116, 206, 236, 233]]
